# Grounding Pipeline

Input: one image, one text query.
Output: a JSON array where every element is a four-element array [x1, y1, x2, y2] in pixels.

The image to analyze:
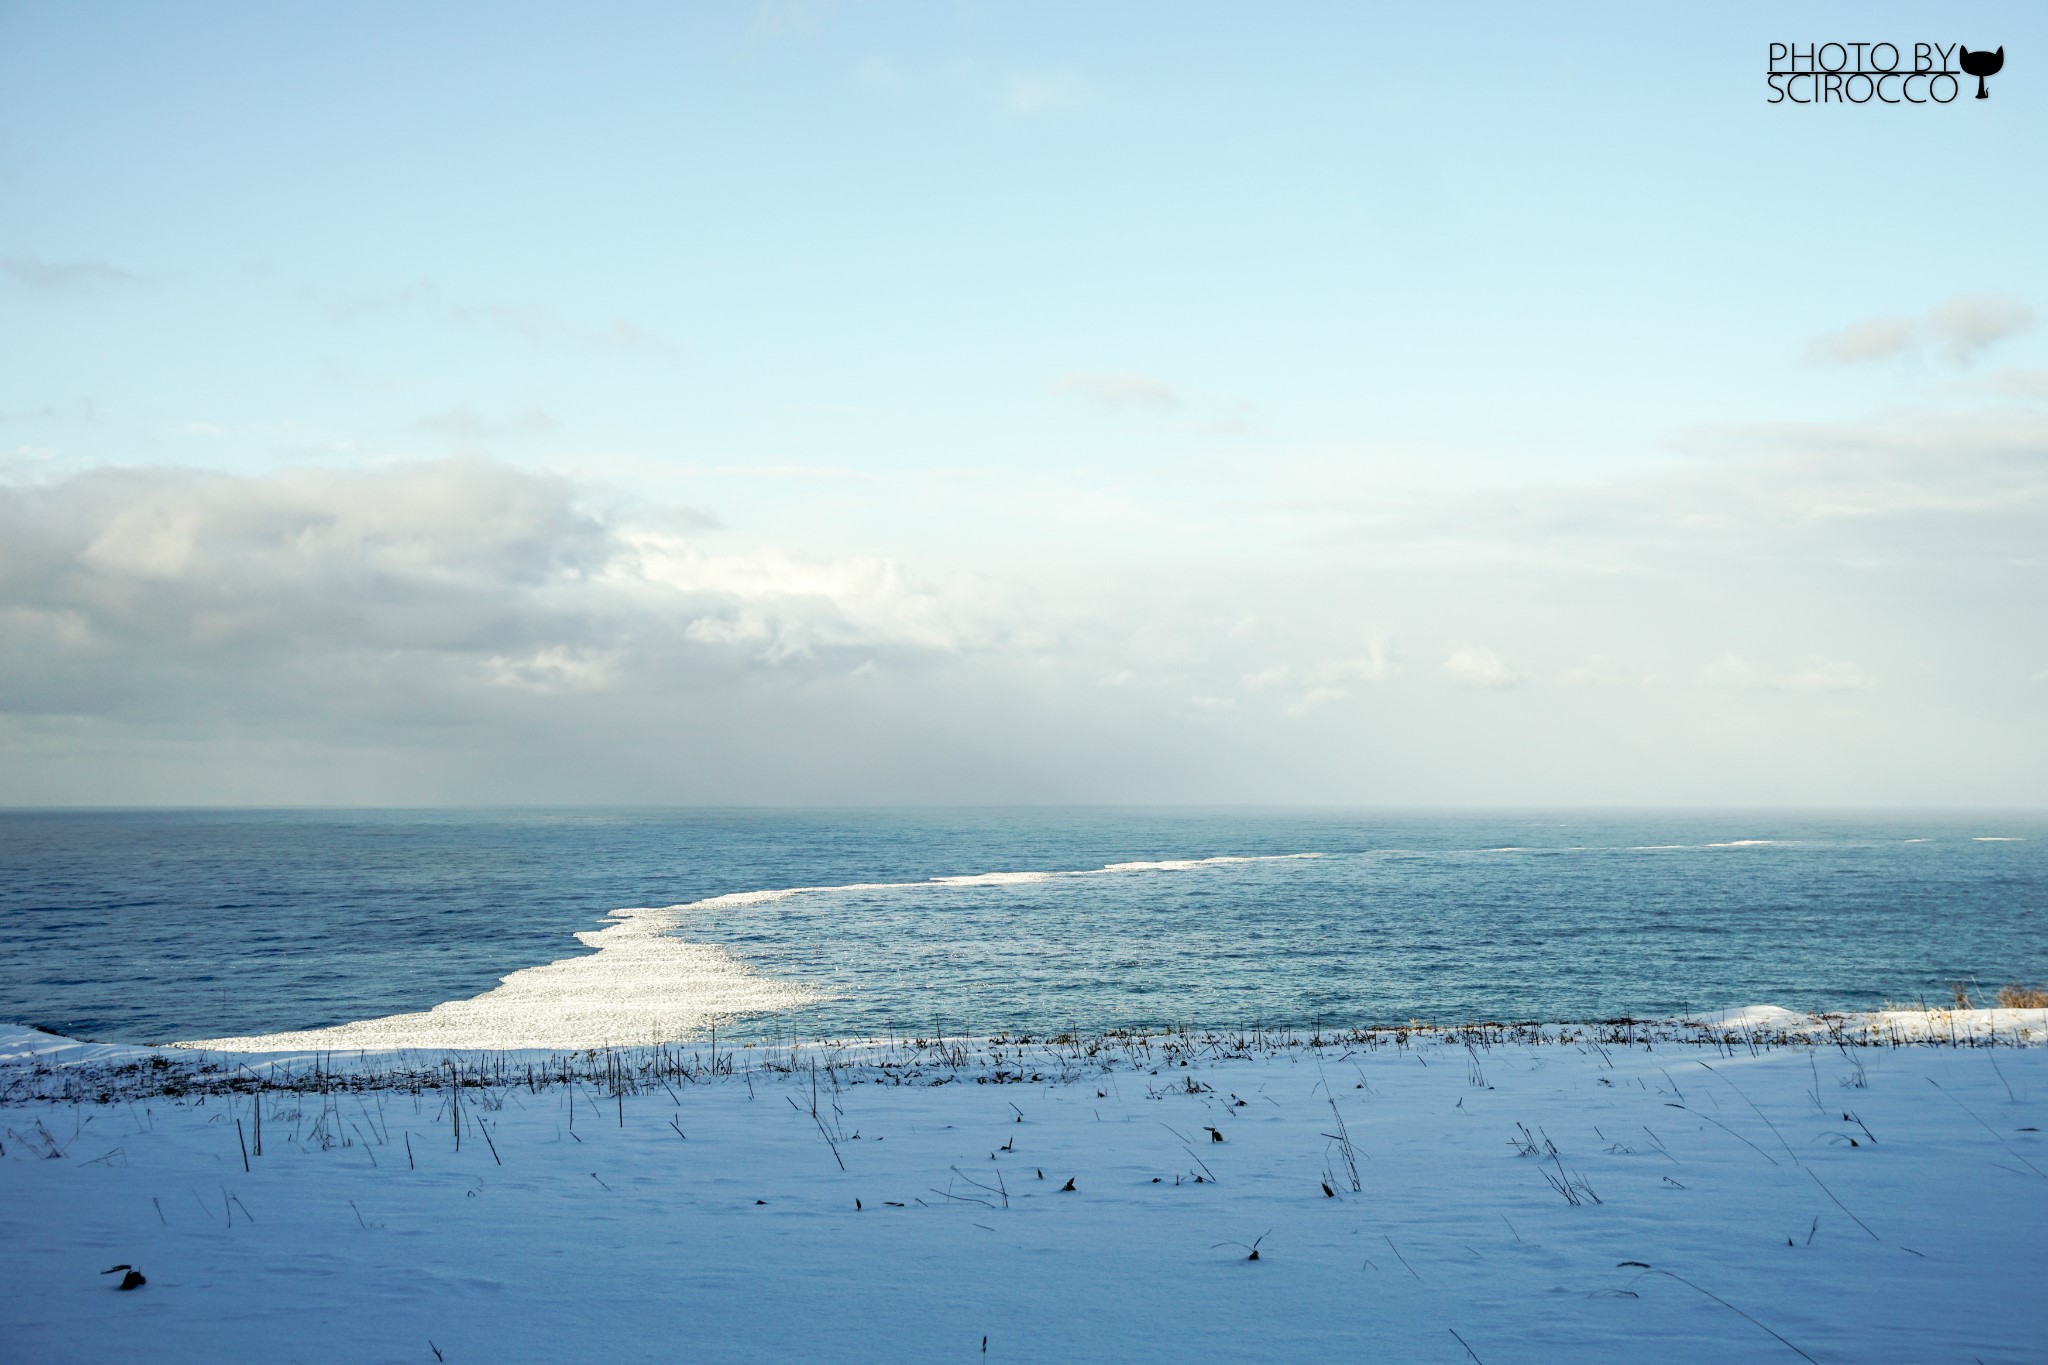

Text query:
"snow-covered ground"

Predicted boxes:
[[3, 1011, 2044, 1363]]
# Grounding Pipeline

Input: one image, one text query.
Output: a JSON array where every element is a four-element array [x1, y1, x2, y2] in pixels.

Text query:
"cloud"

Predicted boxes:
[[1783, 657, 1871, 691], [1006, 69, 1092, 115], [853, 56, 908, 94], [1054, 371, 1262, 435], [1282, 687, 1347, 717], [1809, 293, 2033, 367], [0, 459, 973, 728], [1699, 654, 1762, 687], [1296, 402, 2048, 584], [1807, 317, 1916, 365], [0, 398, 96, 425], [1324, 644, 1396, 684], [1241, 664, 1292, 691], [1701, 653, 1872, 692], [4, 381, 2038, 803], [416, 406, 561, 440], [1978, 368, 2048, 400], [1, 446, 64, 482], [1054, 371, 1181, 410], [1442, 646, 1520, 689], [1562, 656, 1636, 686], [855, 61, 1094, 119], [332, 283, 679, 357], [1244, 640, 1395, 714], [1176, 399, 1262, 438], [752, 0, 833, 40], [1927, 295, 2034, 363], [0, 255, 138, 290]]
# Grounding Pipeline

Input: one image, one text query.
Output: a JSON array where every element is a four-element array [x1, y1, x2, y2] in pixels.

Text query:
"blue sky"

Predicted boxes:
[[2, 3, 2044, 804]]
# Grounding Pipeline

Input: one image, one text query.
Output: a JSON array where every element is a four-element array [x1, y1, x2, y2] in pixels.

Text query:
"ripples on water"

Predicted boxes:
[[1, 809, 2041, 1042]]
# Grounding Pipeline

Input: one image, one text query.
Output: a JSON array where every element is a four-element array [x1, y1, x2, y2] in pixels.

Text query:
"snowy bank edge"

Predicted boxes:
[[5, 1005, 2046, 1096]]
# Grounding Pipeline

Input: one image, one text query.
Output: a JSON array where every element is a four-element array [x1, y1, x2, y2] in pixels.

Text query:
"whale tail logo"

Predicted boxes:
[[1959, 46, 2004, 100]]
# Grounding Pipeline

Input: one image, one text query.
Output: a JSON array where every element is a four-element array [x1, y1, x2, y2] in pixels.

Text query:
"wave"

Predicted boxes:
[[176, 852, 1325, 1053], [1496, 842, 1801, 854]]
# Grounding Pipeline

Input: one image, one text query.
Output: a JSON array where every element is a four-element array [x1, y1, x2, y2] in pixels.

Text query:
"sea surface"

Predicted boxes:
[[1, 809, 2042, 1044]]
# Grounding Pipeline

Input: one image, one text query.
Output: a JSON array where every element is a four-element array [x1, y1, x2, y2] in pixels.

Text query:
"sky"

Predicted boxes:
[[1, 2, 2044, 806]]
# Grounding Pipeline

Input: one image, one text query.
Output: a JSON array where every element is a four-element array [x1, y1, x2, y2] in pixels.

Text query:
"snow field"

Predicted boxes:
[[2, 1020, 2044, 1363]]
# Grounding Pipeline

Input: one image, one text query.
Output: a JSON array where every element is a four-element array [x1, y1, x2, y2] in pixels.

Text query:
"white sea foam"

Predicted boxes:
[[1097, 854, 1323, 873], [178, 852, 1327, 1052], [1705, 839, 1784, 848], [1973, 837, 2020, 842], [179, 899, 828, 1053]]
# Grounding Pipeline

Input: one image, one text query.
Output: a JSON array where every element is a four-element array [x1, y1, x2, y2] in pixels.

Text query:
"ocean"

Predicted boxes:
[[1, 808, 2041, 1045]]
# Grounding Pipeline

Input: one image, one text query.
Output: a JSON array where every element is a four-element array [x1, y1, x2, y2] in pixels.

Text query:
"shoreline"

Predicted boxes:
[[7, 1005, 2043, 1105]]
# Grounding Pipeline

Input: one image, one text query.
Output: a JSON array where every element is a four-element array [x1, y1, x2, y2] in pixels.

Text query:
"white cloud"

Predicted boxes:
[[1701, 653, 1872, 692], [1282, 686, 1347, 717], [1782, 657, 1873, 691], [1292, 403, 2048, 585], [1701, 653, 1763, 688], [3, 445, 63, 476], [483, 644, 618, 694], [2, 383, 2037, 803], [416, 406, 561, 440], [1808, 317, 1916, 365], [0, 255, 138, 289], [0, 459, 979, 729], [1442, 646, 1520, 689], [853, 56, 907, 94], [1054, 371, 1180, 410], [1006, 69, 1091, 115], [1241, 664, 1291, 691], [1245, 641, 1394, 714], [1808, 293, 2033, 367], [752, 0, 832, 40], [1979, 368, 2048, 400], [1324, 641, 1396, 684], [1562, 656, 1632, 686], [1927, 295, 2034, 363], [1175, 398, 1262, 438], [331, 283, 680, 358]]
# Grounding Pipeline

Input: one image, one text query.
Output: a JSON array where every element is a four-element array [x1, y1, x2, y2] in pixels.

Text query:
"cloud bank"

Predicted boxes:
[[0, 460, 971, 733], [1, 395, 2041, 806]]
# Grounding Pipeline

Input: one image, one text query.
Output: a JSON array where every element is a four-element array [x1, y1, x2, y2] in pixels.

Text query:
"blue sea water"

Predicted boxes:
[[0, 809, 2042, 1044]]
